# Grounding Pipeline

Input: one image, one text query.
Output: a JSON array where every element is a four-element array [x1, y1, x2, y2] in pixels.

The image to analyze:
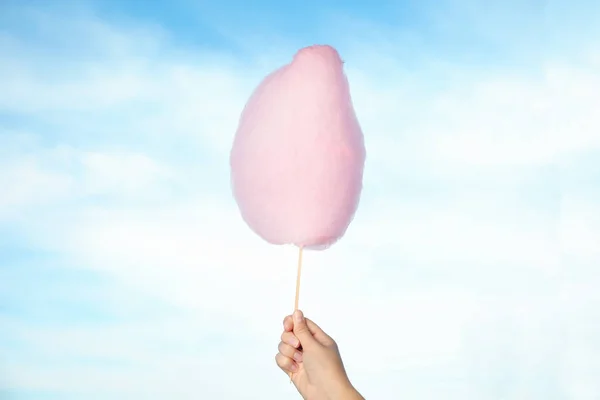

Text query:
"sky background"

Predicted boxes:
[[1, 0, 599, 399]]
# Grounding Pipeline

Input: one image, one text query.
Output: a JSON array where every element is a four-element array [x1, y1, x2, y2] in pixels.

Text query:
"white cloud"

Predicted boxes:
[[79, 151, 176, 197], [0, 158, 74, 211], [560, 195, 600, 263]]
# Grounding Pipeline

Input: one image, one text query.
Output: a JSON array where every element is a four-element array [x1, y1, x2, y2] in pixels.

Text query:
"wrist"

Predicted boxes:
[[328, 381, 364, 400], [343, 386, 364, 400]]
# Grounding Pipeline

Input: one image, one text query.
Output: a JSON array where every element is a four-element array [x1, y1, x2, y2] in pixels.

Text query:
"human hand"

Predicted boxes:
[[275, 310, 364, 400]]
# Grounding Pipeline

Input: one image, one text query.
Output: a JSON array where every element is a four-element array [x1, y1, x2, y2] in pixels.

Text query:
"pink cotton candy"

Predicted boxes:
[[230, 45, 366, 249]]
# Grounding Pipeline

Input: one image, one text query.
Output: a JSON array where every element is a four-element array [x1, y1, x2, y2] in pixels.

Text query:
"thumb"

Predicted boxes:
[[292, 310, 317, 348]]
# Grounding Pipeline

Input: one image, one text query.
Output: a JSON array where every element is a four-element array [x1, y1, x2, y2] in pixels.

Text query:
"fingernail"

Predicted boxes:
[[293, 352, 303, 362], [290, 337, 299, 347], [289, 363, 298, 372], [294, 310, 304, 323]]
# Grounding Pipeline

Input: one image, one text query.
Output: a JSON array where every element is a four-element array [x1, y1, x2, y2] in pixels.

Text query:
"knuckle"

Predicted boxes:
[[275, 353, 285, 366], [275, 353, 292, 370], [281, 332, 298, 347], [278, 342, 293, 357]]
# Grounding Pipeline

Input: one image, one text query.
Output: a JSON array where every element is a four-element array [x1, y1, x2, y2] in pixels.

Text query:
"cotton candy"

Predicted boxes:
[[230, 45, 366, 249]]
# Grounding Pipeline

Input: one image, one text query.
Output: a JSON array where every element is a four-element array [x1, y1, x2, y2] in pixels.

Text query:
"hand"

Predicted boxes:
[[275, 310, 364, 400]]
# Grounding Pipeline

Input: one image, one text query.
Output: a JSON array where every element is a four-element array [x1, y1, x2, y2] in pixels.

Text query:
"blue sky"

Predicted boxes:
[[1, 0, 599, 399]]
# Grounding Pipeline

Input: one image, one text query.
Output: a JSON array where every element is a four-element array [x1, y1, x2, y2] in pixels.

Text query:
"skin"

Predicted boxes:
[[275, 310, 364, 400]]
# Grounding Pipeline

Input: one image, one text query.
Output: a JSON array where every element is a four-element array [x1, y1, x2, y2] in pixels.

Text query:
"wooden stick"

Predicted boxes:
[[290, 245, 304, 383], [294, 246, 304, 311]]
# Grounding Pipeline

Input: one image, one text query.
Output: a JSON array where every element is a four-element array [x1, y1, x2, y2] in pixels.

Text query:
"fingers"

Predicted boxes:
[[275, 352, 298, 374], [276, 320, 302, 376], [279, 341, 303, 362], [283, 311, 335, 347], [283, 315, 293, 332], [281, 331, 301, 348]]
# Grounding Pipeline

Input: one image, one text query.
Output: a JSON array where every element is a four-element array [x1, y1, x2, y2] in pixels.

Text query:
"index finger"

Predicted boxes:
[[283, 315, 293, 332]]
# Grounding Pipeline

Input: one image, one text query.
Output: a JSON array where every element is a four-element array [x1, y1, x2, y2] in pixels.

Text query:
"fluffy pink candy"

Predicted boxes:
[[230, 45, 366, 249]]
